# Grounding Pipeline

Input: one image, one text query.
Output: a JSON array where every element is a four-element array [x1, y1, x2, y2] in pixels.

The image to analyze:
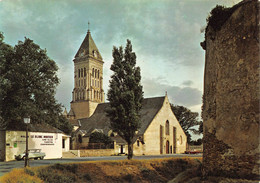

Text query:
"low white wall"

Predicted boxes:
[[5, 131, 65, 161]]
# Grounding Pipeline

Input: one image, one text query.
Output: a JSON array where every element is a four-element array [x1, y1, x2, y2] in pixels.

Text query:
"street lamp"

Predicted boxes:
[[24, 117, 30, 167]]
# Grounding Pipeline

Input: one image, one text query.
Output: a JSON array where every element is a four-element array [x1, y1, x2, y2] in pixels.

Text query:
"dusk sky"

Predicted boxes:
[[0, 0, 241, 116]]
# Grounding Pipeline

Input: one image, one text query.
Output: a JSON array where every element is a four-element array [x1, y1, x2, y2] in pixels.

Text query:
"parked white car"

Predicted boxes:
[[15, 149, 46, 160]]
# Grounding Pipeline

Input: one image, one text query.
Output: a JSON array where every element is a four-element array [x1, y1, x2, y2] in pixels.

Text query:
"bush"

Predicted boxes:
[[24, 168, 35, 176], [82, 173, 92, 181], [37, 166, 77, 183], [123, 174, 133, 182], [51, 163, 78, 174]]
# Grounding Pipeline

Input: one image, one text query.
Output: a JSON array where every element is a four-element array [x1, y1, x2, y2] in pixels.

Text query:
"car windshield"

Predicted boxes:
[[23, 149, 41, 153]]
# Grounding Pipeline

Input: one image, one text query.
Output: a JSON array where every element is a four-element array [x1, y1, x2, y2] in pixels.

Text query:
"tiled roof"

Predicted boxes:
[[68, 109, 75, 116], [69, 119, 80, 126], [4, 123, 63, 133], [77, 96, 165, 143]]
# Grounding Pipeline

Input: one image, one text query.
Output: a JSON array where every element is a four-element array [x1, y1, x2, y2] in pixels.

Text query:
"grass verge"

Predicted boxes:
[[0, 157, 202, 183]]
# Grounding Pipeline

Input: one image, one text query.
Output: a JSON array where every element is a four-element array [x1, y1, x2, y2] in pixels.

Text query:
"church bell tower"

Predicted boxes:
[[69, 29, 104, 119]]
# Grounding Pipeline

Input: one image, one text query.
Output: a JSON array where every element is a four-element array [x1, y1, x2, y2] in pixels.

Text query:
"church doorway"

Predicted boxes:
[[166, 140, 169, 154], [120, 145, 124, 154]]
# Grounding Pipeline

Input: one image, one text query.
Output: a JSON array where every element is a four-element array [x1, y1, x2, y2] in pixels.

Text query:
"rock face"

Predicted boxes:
[[202, 0, 259, 180]]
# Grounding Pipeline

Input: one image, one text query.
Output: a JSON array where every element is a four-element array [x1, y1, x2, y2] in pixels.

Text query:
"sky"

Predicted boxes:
[[0, 0, 241, 117]]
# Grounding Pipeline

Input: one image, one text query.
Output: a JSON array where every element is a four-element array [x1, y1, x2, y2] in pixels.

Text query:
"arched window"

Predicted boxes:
[[166, 120, 169, 135], [81, 68, 83, 77], [95, 69, 97, 78], [92, 68, 94, 77], [78, 69, 80, 78], [84, 68, 86, 77]]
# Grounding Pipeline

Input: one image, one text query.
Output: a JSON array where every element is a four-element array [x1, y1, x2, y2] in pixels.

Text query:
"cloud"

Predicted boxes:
[[142, 77, 202, 108], [182, 80, 193, 86], [0, 0, 240, 114]]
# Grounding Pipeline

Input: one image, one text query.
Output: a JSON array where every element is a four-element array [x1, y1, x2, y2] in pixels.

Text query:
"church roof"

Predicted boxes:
[[76, 96, 166, 142], [62, 108, 68, 116], [68, 109, 75, 116], [74, 30, 102, 60]]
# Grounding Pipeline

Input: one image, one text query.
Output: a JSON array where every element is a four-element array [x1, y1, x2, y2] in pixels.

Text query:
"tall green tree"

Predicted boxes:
[[0, 35, 72, 134], [0, 32, 13, 125], [171, 104, 202, 143], [107, 39, 143, 159]]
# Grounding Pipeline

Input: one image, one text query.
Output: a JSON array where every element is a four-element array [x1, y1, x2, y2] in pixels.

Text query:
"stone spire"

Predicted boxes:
[[74, 29, 102, 60]]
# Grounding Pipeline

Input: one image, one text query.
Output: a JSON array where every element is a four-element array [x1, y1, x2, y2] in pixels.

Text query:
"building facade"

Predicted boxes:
[[69, 30, 104, 119], [67, 30, 187, 155], [0, 123, 70, 161]]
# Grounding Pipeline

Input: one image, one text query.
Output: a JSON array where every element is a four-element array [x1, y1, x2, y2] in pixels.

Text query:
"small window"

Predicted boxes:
[[166, 120, 169, 135], [81, 68, 83, 77], [95, 69, 97, 78], [92, 68, 94, 77], [84, 68, 86, 77], [98, 70, 99, 78], [137, 140, 140, 147], [78, 69, 80, 78], [62, 139, 65, 149]]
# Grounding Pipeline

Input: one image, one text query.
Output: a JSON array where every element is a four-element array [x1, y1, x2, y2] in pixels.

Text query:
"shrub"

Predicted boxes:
[[82, 173, 92, 181], [37, 167, 76, 183], [51, 163, 78, 174], [24, 168, 35, 176], [123, 174, 133, 182]]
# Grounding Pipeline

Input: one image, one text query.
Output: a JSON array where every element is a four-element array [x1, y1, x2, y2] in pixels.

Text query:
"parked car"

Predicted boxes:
[[184, 150, 202, 154], [15, 149, 46, 160]]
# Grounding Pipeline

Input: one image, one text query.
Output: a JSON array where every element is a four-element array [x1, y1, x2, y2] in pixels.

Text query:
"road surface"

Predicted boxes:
[[0, 154, 202, 177]]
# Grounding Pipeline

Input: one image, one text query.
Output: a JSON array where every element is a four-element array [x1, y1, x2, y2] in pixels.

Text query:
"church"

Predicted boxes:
[[65, 29, 187, 155]]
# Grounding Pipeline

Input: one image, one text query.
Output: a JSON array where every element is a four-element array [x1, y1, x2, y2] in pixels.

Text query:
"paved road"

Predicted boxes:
[[0, 154, 202, 177]]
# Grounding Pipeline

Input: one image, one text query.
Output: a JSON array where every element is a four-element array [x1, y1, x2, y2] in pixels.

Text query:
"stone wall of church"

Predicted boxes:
[[134, 97, 187, 155], [202, 0, 259, 179], [71, 101, 99, 119]]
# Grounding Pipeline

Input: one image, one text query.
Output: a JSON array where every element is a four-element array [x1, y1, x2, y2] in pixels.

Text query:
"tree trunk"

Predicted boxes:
[[127, 142, 133, 160]]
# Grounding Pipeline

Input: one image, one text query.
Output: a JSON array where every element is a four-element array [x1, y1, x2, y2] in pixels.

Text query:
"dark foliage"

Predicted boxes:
[[206, 3, 243, 32], [171, 104, 203, 143], [89, 132, 113, 145], [106, 39, 143, 159], [0, 32, 72, 134]]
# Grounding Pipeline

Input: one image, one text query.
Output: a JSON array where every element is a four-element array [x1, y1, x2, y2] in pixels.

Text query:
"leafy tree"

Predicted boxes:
[[171, 104, 202, 143], [89, 132, 113, 145], [107, 39, 143, 159], [0, 32, 13, 125], [0, 35, 72, 134]]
